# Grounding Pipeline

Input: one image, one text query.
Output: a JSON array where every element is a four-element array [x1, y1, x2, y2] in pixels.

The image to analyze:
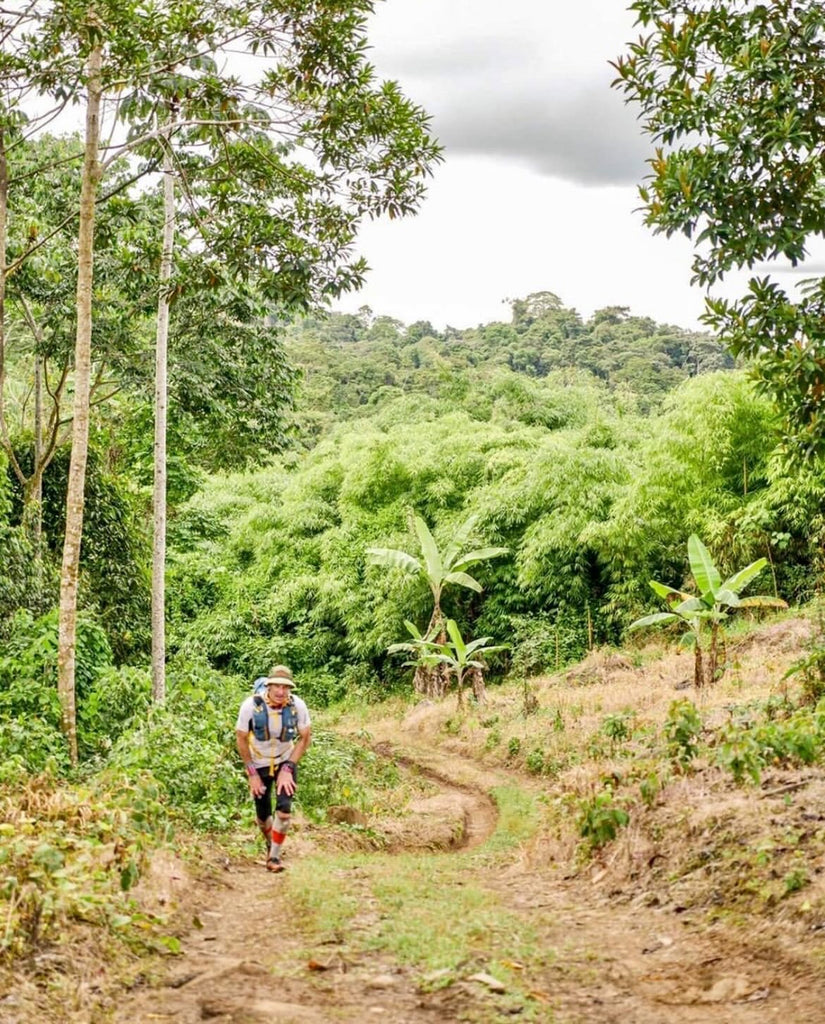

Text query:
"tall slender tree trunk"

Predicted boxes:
[[151, 120, 175, 704], [32, 354, 43, 554], [57, 44, 102, 765], [29, 354, 45, 606], [21, 353, 45, 559], [0, 129, 9, 473]]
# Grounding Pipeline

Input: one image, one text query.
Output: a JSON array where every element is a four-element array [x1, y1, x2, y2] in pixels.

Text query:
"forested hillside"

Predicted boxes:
[[5, 288, 821, 722], [5, 286, 825, 1016], [158, 295, 820, 705], [284, 292, 733, 441]]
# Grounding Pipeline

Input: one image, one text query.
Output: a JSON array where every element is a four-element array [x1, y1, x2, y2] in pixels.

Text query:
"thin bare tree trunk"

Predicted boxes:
[[455, 668, 465, 709], [470, 666, 486, 704], [57, 44, 102, 765], [693, 641, 704, 689], [32, 355, 43, 553], [151, 120, 175, 704], [0, 129, 10, 475], [20, 353, 45, 553], [707, 621, 720, 687]]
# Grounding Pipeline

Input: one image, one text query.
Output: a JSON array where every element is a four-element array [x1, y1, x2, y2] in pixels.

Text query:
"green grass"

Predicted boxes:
[[282, 781, 552, 1017], [483, 785, 542, 854]]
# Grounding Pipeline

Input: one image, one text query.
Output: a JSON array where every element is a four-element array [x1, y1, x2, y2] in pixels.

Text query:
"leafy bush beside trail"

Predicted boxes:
[[0, 768, 174, 962]]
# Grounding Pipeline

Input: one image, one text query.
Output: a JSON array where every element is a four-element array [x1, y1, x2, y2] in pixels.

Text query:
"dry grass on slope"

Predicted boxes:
[[352, 614, 825, 948]]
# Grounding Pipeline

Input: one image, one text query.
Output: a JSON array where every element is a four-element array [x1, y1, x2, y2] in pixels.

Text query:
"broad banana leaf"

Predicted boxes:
[[674, 596, 705, 616], [442, 514, 479, 567], [450, 546, 509, 572], [650, 580, 691, 602], [464, 637, 503, 654], [413, 515, 443, 583], [468, 643, 507, 658], [366, 547, 421, 574], [722, 558, 767, 595], [687, 534, 721, 596], [738, 595, 788, 609], [444, 570, 483, 592], [446, 618, 467, 658], [628, 611, 678, 630], [387, 641, 418, 655], [403, 619, 436, 640]]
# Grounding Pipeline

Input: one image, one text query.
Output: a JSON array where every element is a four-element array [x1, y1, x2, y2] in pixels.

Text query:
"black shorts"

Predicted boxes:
[[253, 763, 297, 821]]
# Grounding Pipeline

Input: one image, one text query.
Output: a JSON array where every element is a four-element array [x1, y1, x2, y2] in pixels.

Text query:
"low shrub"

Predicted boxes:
[[0, 770, 173, 962]]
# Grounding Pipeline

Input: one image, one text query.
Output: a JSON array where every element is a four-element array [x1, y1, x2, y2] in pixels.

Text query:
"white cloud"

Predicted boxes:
[[367, 0, 646, 184], [333, 0, 746, 330], [434, 84, 648, 185]]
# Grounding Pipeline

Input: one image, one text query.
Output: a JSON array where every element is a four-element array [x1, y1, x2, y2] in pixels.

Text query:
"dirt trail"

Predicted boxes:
[[109, 739, 825, 1024], [111, 746, 497, 1024]]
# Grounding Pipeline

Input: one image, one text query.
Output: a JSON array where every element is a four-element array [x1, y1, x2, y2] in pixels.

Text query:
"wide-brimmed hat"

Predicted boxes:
[[266, 664, 295, 687]]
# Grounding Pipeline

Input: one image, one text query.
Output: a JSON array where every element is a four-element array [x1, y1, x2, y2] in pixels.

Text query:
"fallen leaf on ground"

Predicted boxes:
[[468, 972, 506, 993]]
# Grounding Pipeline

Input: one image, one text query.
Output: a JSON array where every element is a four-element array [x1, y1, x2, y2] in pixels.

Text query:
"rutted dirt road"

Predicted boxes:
[[110, 745, 499, 1023], [106, 738, 825, 1023]]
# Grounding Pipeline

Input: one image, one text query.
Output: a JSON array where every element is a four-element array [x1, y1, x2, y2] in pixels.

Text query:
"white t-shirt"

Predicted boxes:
[[235, 693, 311, 769]]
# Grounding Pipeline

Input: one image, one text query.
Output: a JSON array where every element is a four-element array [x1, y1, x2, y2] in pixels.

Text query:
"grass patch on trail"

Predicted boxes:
[[288, 849, 546, 970], [283, 781, 549, 1009], [365, 851, 546, 970], [482, 786, 541, 854]]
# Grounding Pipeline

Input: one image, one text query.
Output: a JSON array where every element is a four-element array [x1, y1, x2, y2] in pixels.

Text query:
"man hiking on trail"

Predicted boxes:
[[235, 664, 311, 873]]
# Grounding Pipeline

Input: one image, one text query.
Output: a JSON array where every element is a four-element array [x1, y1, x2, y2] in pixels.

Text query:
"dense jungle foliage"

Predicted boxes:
[[4, 290, 824, 807], [5, 282, 825, 967]]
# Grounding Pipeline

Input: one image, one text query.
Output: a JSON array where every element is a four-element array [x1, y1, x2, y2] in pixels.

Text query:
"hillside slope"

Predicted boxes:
[[4, 614, 825, 1022]]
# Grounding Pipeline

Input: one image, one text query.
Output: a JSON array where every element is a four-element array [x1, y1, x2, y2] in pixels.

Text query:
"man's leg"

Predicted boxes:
[[268, 812, 291, 867], [253, 771, 275, 859], [267, 767, 297, 872], [257, 815, 273, 847]]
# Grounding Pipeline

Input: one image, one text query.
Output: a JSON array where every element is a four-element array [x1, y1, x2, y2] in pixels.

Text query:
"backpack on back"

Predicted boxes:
[[251, 677, 299, 743]]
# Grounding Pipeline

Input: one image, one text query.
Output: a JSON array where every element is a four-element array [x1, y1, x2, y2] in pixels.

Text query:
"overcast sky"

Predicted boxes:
[[333, 0, 754, 332]]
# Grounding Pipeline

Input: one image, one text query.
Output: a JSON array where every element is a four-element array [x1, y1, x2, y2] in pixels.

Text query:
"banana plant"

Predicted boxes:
[[368, 514, 507, 635], [368, 514, 507, 697], [387, 618, 506, 707], [386, 619, 439, 661], [629, 535, 787, 687], [435, 619, 507, 707]]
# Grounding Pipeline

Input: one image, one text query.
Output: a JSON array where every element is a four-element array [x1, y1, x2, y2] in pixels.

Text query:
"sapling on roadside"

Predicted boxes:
[[629, 535, 787, 687]]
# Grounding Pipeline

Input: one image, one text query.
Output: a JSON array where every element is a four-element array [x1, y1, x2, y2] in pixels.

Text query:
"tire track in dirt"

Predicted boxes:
[[371, 739, 499, 851], [106, 737, 825, 1023], [107, 742, 501, 1024], [367, 735, 825, 1023]]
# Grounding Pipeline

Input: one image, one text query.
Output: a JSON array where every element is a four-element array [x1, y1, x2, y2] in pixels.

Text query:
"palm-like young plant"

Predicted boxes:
[[629, 534, 786, 687], [429, 619, 507, 708], [388, 619, 506, 707], [369, 514, 507, 697], [368, 514, 507, 633]]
